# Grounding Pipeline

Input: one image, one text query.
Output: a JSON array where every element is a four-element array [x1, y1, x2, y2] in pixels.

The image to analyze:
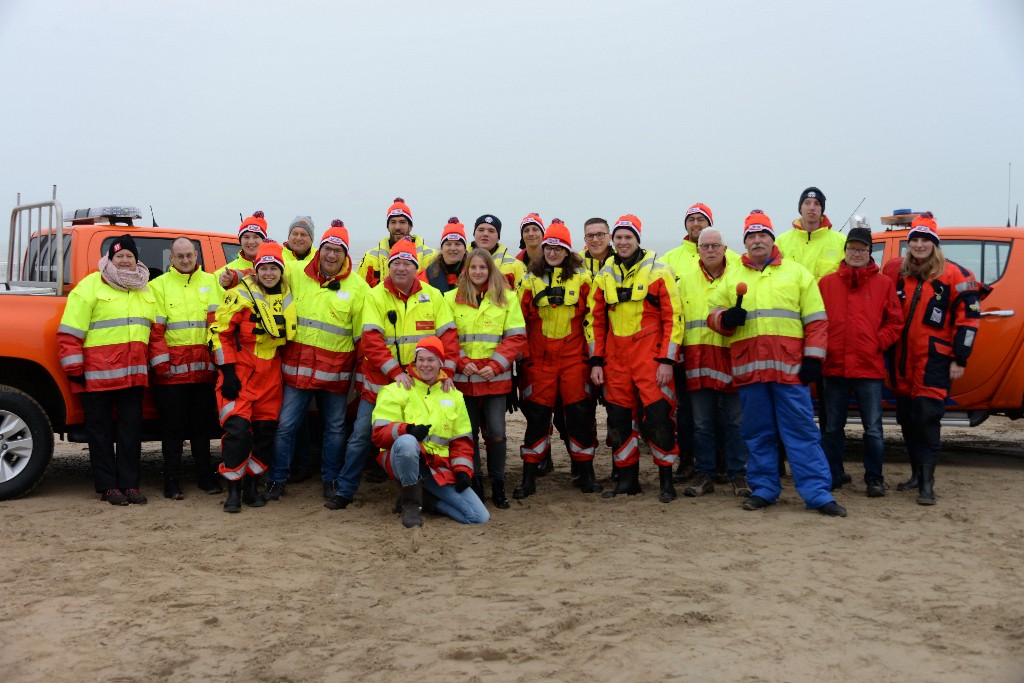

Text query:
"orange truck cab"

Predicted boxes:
[[871, 210, 1024, 425], [1, 195, 240, 499]]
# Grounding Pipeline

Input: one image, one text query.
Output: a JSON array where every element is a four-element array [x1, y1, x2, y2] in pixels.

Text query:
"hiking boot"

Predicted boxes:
[[672, 459, 695, 484], [324, 493, 353, 510], [124, 488, 148, 505], [683, 474, 714, 498], [264, 481, 286, 501], [102, 488, 128, 506], [731, 475, 752, 497], [866, 479, 885, 498], [163, 479, 184, 501], [817, 501, 848, 517], [742, 495, 771, 511], [322, 481, 335, 501]]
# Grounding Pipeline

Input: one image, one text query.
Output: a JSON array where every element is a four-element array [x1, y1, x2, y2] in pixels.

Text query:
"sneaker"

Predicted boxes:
[[683, 474, 714, 497], [731, 475, 752, 497], [322, 481, 336, 500], [742, 495, 771, 511], [102, 488, 128, 506], [817, 501, 848, 517], [865, 480, 885, 498], [264, 481, 286, 501], [124, 488, 148, 505]]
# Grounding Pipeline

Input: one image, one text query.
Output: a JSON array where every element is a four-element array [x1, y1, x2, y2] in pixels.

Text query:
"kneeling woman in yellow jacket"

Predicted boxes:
[[209, 242, 297, 512], [372, 337, 489, 527], [444, 248, 527, 508]]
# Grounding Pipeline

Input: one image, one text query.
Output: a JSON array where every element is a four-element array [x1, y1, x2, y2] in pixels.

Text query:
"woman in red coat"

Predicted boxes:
[[882, 212, 981, 505]]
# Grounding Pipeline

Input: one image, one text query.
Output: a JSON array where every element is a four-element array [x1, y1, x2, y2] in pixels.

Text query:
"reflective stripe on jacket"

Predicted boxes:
[[775, 216, 845, 281], [357, 234, 436, 288], [445, 288, 527, 396], [148, 266, 219, 384], [708, 246, 827, 386], [57, 271, 156, 392], [209, 275, 297, 364]]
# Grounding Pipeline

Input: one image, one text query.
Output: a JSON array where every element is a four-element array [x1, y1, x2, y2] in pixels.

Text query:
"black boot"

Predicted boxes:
[[242, 476, 266, 508], [223, 479, 242, 513], [513, 462, 539, 499], [570, 460, 581, 489], [163, 478, 184, 500], [602, 462, 641, 498], [163, 445, 184, 500], [576, 460, 603, 494], [537, 453, 554, 477], [917, 463, 936, 505], [658, 465, 677, 503], [471, 475, 485, 500], [400, 480, 423, 528], [491, 481, 510, 509], [897, 460, 921, 492]]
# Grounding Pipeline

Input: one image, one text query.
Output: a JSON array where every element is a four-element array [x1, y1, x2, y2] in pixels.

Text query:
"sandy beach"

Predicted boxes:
[[1, 415, 1022, 682]]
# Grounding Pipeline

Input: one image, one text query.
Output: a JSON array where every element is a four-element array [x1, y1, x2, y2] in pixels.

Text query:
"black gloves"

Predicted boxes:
[[406, 424, 430, 441], [219, 364, 241, 400], [455, 471, 472, 492], [798, 357, 823, 385], [506, 388, 520, 414], [721, 306, 748, 328], [67, 373, 85, 385]]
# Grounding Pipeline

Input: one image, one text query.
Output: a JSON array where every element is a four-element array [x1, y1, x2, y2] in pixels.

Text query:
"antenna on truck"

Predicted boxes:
[[150, 205, 159, 228], [839, 197, 866, 232], [1008, 163, 1012, 228]]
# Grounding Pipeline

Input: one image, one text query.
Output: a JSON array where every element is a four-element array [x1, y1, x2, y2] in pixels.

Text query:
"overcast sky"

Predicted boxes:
[[2, 0, 1023, 258]]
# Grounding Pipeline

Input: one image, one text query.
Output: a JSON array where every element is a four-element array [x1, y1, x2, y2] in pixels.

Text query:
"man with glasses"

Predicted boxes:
[[148, 237, 222, 498], [817, 223, 903, 496], [581, 218, 614, 276]]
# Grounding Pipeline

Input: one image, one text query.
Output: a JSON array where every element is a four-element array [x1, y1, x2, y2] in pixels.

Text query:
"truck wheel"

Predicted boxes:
[[0, 386, 54, 500]]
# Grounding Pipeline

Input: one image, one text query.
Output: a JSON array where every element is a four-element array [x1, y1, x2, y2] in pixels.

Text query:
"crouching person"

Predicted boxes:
[[371, 337, 489, 528]]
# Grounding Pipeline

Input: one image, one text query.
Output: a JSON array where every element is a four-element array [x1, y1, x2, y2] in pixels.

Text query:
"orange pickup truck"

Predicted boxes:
[[871, 214, 1024, 425], [0, 196, 240, 499]]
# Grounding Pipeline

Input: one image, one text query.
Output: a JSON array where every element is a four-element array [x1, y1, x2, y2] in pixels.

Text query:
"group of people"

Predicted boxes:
[[56, 189, 982, 525]]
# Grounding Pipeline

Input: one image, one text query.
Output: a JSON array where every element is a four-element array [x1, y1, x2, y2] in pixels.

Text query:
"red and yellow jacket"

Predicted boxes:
[[487, 243, 527, 290], [445, 287, 527, 396], [518, 266, 593, 366], [280, 253, 368, 393], [209, 275, 297, 365], [359, 277, 459, 403], [148, 266, 219, 385], [58, 272, 156, 392], [678, 260, 735, 392], [882, 258, 981, 401], [818, 260, 904, 379], [371, 367, 475, 486], [708, 246, 828, 386]]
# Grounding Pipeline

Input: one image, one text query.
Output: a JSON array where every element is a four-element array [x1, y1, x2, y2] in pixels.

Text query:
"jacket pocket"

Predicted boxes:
[[923, 337, 953, 390]]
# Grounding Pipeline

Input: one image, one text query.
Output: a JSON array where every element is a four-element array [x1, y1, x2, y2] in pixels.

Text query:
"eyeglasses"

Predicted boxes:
[[698, 243, 723, 251], [845, 246, 871, 254], [172, 253, 196, 260], [584, 232, 608, 240]]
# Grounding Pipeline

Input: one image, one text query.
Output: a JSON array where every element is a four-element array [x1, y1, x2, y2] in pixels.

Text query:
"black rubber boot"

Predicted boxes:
[[576, 460, 603, 494], [513, 462, 539, 500], [242, 476, 266, 508], [400, 480, 423, 528], [537, 453, 554, 477], [602, 462, 641, 498], [658, 465, 677, 503], [570, 460, 581, 489], [917, 463, 936, 505], [491, 481, 510, 509], [672, 457, 695, 484], [223, 479, 242, 513], [163, 478, 184, 500], [163, 446, 184, 500], [897, 460, 921, 492]]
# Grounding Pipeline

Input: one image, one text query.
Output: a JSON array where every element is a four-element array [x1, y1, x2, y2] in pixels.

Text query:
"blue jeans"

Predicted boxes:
[[689, 388, 747, 479], [822, 377, 884, 485], [390, 434, 489, 525], [270, 385, 350, 485], [334, 398, 376, 499], [738, 382, 834, 509]]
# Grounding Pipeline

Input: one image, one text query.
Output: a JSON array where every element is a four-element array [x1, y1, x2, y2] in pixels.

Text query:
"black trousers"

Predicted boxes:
[[81, 386, 145, 492], [896, 396, 945, 466], [153, 382, 218, 479]]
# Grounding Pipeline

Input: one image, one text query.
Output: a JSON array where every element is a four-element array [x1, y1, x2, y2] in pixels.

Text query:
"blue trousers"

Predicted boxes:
[[390, 434, 489, 525], [738, 382, 834, 509], [822, 377, 884, 485], [690, 388, 747, 479], [270, 385, 349, 485]]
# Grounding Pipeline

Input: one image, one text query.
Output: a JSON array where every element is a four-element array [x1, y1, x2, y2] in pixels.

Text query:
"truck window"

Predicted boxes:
[[100, 237, 203, 281], [222, 243, 242, 263], [871, 241, 885, 265], [898, 239, 1011, 285]]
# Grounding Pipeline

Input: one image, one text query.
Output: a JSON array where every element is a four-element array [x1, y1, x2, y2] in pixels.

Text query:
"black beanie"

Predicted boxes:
[[798, 187, 826, 213], [475, 214, 502, 237], [108, 234, 139, 261]]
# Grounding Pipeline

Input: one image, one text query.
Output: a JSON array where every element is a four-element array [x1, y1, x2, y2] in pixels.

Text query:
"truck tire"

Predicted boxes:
[[0, 386, 54, 500]]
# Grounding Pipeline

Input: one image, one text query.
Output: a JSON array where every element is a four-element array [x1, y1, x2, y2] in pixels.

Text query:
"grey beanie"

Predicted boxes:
[[289, 215, 315, 241]]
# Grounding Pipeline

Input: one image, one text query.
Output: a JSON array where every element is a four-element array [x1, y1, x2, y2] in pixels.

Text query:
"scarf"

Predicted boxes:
[[99, 256, 149, 291]]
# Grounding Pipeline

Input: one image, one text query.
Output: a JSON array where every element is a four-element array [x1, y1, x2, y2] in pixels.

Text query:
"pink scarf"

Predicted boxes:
[[99, 256, 150, 291]]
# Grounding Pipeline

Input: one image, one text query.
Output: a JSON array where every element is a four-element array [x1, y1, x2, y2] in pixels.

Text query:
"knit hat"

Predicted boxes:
[[414, 335, 445, 364], [743, 210, 775, 240], [440, 217, 467, 245], [107, 234, 139, 261], [475, 214, 502, 236], [908, 211, 940, 245], [253, 241, 285, 271], [386, 197, 413, 226], [387, 238, 419, 268], [319, 219, 350, 253], [541, 219, 573, 251], [845, 227, 873, 247], [518, 213, 544, 249], [798, 187, 826, 213], [288, 215, 315, 241], [685, 203, 714, 226], [612, 214, 642, 241], [239, 210, 268, 240]]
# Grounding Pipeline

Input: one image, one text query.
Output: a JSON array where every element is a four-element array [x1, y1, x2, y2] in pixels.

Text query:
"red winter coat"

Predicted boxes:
[[818, 260, 904, 379]]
